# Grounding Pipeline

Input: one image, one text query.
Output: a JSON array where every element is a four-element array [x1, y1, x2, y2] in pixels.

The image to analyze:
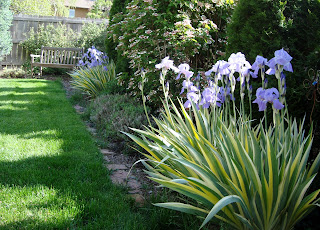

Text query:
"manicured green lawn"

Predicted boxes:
[[0, 79, 151, 229], [0, 78, 217, 230]]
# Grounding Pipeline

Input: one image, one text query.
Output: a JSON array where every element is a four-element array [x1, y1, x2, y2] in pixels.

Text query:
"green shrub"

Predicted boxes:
[[105, 0, 130, 73], [102, 78, 126, 95], [226, 0, 282, 62], [88, 94, 149, 154], [106, 0, 234, 109], [21, 23, 77, 55], [76, 22, 108, 51], [226, 0, 320, 124], [21, 21, 108, 55], [10, 0, 69, 16], [0, 67, 26, 78], [0, 0, 13, 60], [87, 0, 113, 19], [69, 60, 116, 98]]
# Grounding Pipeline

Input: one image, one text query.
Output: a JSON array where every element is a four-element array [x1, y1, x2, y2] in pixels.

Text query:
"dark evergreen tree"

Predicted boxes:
[[105, 0, 131, 73], [109, 0, 130, 20], [0, 0, 13, 60], [227, 0, 320, 122], [226, 0, 282, 62], [282, 0, 320, 126]]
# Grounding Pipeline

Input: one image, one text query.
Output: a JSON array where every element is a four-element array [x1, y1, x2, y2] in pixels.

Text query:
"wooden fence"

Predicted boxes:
[[0, 14, 108, 69]]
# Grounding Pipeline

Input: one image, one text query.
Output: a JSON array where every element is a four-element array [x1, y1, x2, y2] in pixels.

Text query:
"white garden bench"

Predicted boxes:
[[30, 46, 84, 76]]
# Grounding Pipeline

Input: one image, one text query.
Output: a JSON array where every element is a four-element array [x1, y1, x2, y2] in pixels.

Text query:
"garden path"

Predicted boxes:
[[73, 104, 145, 205], [60, 76, 157, 206]]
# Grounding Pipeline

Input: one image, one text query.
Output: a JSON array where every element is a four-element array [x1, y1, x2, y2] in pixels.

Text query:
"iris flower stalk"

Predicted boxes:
[[139, 68, 152, 127]]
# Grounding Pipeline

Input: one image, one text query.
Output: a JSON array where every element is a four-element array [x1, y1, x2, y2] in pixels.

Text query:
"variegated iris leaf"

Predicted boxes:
[[125, 99, 320, 230]]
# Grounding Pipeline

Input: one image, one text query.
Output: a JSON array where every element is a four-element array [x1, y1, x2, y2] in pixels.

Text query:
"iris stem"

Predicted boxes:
[[141, 82, 152, 128]]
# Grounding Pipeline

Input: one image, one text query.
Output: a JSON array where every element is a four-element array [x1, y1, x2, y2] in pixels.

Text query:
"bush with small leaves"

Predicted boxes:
[[88, 93, 149, 154]]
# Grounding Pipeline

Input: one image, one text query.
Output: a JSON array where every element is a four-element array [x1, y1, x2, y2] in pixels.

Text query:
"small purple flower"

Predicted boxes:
[[205, 60, 230, 78], [281, 72, 286, 85], [251, 55, 268, 77], [252, 87, 284, 111], [195, 73, 201, 82], [228, 52, 251, 73], [165, 81, 169, 92], [184, 92, 200, 108], [199, 87, 222, 108], [264, 78, 268, 88], [266, 48, 293, 75], [78, 46, 109, 69], [219, 87, 234, 103], [176, 63, 194, 80], [180, 80, 198, 94], [155, 56, 179, 73]]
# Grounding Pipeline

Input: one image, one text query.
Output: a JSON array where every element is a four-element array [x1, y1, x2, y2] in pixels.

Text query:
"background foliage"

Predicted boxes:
[[0, 0, 13, 61], [87, 0, 113, 19], [226, 0, 320, 125], [10, 0, 72, 17], [106, 0, 234, 109], [21, 22, 107, 55]]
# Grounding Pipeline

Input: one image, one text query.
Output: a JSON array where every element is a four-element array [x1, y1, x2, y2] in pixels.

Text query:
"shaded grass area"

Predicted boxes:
[[0, 79, 216, 230]]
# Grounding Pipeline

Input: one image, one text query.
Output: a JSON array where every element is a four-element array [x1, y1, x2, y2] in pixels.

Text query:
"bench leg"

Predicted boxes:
[[31, 64, 34, 76]]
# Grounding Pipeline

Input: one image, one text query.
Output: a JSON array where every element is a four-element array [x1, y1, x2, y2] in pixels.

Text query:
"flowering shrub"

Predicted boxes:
[[125, 50, 320, 229], [107, 0, 234, 108]]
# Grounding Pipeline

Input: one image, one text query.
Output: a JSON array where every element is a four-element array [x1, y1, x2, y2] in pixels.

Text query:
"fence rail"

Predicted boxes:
[[0, 14, 108, 69]]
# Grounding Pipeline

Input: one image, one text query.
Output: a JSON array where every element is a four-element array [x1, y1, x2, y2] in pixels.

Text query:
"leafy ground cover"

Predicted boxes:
[[0, 78, 217, 229]]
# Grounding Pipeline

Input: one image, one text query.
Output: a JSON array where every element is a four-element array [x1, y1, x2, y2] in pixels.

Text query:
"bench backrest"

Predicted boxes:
[[40, 47, 84, 65]]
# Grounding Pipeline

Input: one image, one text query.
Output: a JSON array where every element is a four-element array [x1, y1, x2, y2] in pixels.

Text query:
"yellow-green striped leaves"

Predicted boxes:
[[126, 98, 320, 229], [69, 61, 116, 98]]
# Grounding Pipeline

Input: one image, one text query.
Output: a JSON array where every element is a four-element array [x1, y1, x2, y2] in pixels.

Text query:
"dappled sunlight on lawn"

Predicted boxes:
[[0, 129, 64, 161], [0, 184, 79, 227]]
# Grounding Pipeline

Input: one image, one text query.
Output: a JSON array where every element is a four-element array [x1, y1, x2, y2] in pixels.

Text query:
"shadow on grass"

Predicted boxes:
[[0, 79, 149, 229]]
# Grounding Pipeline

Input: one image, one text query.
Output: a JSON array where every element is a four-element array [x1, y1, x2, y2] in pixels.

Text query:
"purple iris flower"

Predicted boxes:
[[78, 46, 109, 69], [184, 92, 200, 108], [219, 87, 234, 103], [264, 78, 268, 88], [266, 48, 293, 75], [251, 55, 268, 78], [205, 60, 230, 79], [199, 87, 222, 108], [228, 52, 251, 74], [281, 72, 286, 85], [176, 63, 194, 80], [195, 73, 201, 82], [252, 87, 284, 111], [155, 56, 179, 73], [180, 80, 198, 95]]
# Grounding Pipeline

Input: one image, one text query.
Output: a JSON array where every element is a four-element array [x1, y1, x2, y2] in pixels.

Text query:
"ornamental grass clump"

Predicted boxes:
[[125, 49, 320, 230], [69, 47, 116, 98]]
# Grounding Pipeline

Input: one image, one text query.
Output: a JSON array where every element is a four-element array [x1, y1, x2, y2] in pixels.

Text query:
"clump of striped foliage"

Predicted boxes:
[[125, 52, 320, 230]]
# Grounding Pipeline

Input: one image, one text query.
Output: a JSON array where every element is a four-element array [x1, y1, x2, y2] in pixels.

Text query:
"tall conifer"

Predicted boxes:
[[0, 0, 13, 61]]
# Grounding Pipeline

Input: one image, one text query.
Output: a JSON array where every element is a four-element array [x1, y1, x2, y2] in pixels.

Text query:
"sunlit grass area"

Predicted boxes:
[[0, 79, 218, 229], [0, 79, 144, 229]]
